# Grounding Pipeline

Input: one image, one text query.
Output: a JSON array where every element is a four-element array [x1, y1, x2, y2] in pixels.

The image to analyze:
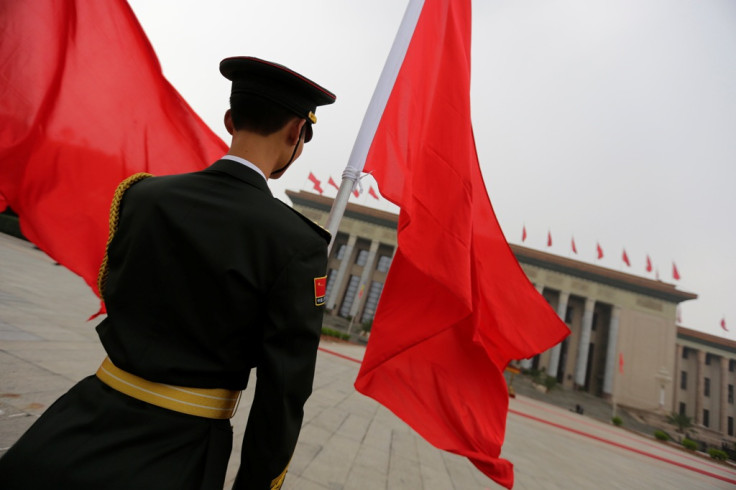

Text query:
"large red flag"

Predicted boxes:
[[0, 1, 227, 298], [353, 1, 568, 487]]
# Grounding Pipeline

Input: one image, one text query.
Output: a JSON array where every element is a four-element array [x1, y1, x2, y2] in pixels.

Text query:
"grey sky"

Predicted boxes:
[[127, 0, 736, 339]]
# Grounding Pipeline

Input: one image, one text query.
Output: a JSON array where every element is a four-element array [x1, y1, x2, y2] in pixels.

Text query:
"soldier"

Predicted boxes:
[[0, 56, 335, 489]]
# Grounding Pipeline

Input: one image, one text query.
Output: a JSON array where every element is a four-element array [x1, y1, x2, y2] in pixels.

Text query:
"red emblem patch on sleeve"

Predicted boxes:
[[314, 276, 326, 306]]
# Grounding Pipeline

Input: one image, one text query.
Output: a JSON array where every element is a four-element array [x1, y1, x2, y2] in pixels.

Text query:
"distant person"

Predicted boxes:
[[0, 56, 335, 490]]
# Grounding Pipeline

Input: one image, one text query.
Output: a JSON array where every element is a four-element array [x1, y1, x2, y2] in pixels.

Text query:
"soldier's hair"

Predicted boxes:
[[229, 94, 296, 135]]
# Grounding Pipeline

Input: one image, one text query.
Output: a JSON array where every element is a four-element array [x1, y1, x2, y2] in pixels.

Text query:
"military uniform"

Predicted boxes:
[[0, 57, 335, 489]]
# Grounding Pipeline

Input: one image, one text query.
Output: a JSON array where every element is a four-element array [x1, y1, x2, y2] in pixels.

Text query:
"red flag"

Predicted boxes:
[[596, 242, 604, 259], [308, 172, 324, 194], [618, 353, 624, 374], [354, 1, 568, 487], [328, 176, 340, 191], [0, 1, 227, 299], [352, 188, 360, 198], [646, 255, 653, 272], [672, 262, 681, 281], [622, 249, 631, 267], [571, 236, 577, 254], [521, 225, 527, 242], [368, 186, 380, 200], [547, 230, 553, 247], [722, 318, 728, 332]]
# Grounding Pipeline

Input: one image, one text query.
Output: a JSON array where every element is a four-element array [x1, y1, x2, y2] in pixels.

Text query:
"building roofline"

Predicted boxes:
[[677, 326, 736, 353], [287, 189, 698, 304]]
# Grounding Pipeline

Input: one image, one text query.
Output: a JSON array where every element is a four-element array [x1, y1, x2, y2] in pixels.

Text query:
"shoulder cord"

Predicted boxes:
[[97, 173, 154, 299]]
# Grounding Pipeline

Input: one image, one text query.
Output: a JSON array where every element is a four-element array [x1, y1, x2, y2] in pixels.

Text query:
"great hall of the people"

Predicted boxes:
[[288, 190, 736, 446]]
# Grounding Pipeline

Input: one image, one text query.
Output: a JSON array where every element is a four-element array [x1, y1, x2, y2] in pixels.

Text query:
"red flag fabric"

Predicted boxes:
[[721, 318, 728, 332], [308, 172, 324, 194], [0, 1, 227, 298], [368, 186, 380, 200], [352, 188, 360, 198], [547, 230, 553, 247], [622, 249, 631, 267], [521, 225, 527, 242], [328, 176, 340, 191], [618, 353, 624, 374], [673, 262, 681, 281], [596, 242, 604, 259], [646, 255, 653, 272], [571, 236, 577, 254], [354, 1, 568, 487]]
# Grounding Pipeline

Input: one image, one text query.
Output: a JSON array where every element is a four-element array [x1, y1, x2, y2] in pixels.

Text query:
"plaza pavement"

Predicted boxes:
[[1, 231, 735, 489]]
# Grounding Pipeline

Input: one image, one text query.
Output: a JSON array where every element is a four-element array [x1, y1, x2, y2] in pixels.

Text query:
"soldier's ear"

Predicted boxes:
[[287, 118, 306, 145], [224, 110, 235, 135]]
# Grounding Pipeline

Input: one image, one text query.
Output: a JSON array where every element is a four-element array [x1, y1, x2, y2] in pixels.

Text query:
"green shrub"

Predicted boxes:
[[667, 412, 693, 433], [611, 416, 623, 427], [682, 438, 697, 451], [653, 430, 670, 441], [543, 375, 558, 391], [321, 327, 350, 340], [707, 448, 728, 461]]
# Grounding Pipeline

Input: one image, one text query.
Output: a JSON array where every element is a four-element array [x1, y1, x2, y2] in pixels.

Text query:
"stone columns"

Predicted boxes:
[[721, 356, 729, 432], [602, 306, 621, 396], [695, 350, 705, 424], [327, 234, 357, 310], [348, 240, 380, 319], [547, 291, 570, 377], [574, 298, 596, 388]]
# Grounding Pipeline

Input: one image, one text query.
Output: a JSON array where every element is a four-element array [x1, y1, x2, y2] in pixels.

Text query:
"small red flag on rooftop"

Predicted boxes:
[[522, 225, 527, 243], [673, 262, 681, 281], [622, 249, 631, 267], [596, 242, 604, 260], [328, 176, 340, 191], [721, 318, 728, 332], [571, 236, 578, 254], [646, 255, 653, 273], [308, 172, 324, 195], [368, 186, 380, 200], [547, 230, 553, 247]]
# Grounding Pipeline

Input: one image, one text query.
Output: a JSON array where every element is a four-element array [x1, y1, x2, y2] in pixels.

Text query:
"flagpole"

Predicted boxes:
[[324, 0, 425, 255]]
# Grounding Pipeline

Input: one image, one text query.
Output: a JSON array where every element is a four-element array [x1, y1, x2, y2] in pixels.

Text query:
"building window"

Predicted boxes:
[[336, 244, 348, 260], [705, 353, 712, 366], [680, 371, 687, 390], [565, 306, 574, 324], [376, 255, 392, 273], [360, 281, 384, 324], [730, 359, 736, 372], [324, 269, 337, 304], [729, 384, 734, 404], [703, 409, 710, 428], [591, 312, 598, 331], [682, 347, 689, 359], [339, 275, 361, 318], [729, 417, 734, 437], [704, 377, 711, 397], [355, 249, 369, 266], [679, 402, 686, 416]]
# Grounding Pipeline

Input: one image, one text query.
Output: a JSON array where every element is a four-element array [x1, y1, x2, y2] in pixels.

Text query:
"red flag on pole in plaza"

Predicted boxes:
[[596, 242, 604, 259], [308, 172, 324, 194], [328, 176, 340, 191], [0, 0, 227, 299], [646, 255, 653, 273], [672, 262, 681, 281], [368, 186, 380, 200], [571, 236, 578, 254], [622, 249, 631, 267], [547, 230, 553, 247], [521, 225, 527, 242], [352, 1, 569, 487]]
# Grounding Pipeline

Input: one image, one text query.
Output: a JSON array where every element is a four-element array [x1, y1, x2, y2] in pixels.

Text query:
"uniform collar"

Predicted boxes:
[[207, 159, 272, 196], [220, 155, 267, 182]]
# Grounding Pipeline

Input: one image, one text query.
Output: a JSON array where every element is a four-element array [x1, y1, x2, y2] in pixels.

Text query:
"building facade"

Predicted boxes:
[[675, 327, 736, 443], [289, 190, 707, 423]]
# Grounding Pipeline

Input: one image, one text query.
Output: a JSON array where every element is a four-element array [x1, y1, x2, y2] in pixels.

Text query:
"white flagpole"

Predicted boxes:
[[324, 0, 426, 255]]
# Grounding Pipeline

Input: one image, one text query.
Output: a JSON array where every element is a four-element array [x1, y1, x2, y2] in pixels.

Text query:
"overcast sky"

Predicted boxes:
[[127, 0, 736, 339]]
